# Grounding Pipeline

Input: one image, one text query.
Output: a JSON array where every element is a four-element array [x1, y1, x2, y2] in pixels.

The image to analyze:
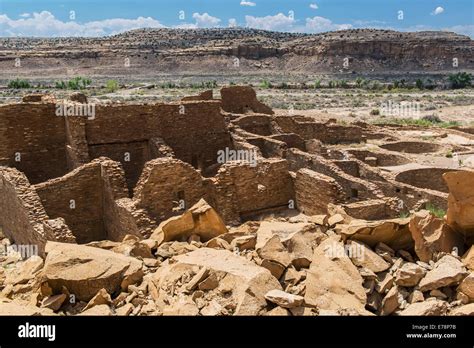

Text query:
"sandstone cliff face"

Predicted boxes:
[[0, 28, 472, 77]]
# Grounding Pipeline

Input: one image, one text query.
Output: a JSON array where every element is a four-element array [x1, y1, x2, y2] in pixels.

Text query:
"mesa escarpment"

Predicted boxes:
[[1, 28, 472, 80], [0, 86, 473, 316]]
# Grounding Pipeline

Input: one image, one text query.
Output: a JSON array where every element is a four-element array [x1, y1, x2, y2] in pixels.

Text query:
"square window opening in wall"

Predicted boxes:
[[351, 188, 359, 198]]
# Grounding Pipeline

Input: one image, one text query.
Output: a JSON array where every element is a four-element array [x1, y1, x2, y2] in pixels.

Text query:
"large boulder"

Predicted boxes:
[[409, 210, 464, 262], [335, 218, 413, 251], [304, 236, 370, 315], [418, 255, 468, 292], [152, 248, 281, 315], [40, 242, 143, 301], [150, 199, 227, 245], [443, 170, 474, 242]]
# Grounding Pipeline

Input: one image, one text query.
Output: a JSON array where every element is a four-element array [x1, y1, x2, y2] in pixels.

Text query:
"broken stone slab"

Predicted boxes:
[[5, 255, 44, 286], [163, 297, 200, 316], [264, 289, 304, 308], [457, 273, 474, 300], [375, 272, 394, 294], [41, 242, 143, 302], [346, 240, 390, 273], [418, 255, 468, 292], [150, 199, 228, 245], [462, 246, 474, 271], [381, 286, 402, 316], [398, 299, 448, 316], [79, 304, 114, 316], [394, 263, 427, 287], [255, 221, 313, 250], [83, 288, 112, 311], [449, 303, 474, 316], [41, 294, 67, 312], [335, 218, 413, 251], [152, 248, 281, 315], [257, 235, 292, 271], [304, 236, 370, 315], [265, 306, 291, 316], [409, 210, 464, 263], [0, 300, 54, 316], [443, 171, 474, 242]]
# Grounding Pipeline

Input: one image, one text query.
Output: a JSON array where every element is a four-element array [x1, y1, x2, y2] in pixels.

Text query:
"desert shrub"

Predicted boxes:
[[8, 79, 31, 88], [415, 79, 424, 90], [448, 72, 472, 89], [370, 109, 380, 116], [105, 80, 119, 92], [426, 203, 446, 218]]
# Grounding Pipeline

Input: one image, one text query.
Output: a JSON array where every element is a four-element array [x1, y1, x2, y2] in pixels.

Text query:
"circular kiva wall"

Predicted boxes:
[[395, 168, 462, 193], [380, 141, 442, 154], [347, 149, 411, 166]]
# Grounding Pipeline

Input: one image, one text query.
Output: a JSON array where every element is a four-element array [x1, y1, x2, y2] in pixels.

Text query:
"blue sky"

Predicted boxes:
[[0, 0, 472, 37]]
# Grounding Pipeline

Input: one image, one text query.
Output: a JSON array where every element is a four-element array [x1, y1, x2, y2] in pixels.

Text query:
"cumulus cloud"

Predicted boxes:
[[245, 13, 295, 31], [0, 11, 164, 37], [240, 1, 256, 6], [192, 12, 221, 27], [305, 16, 352, 32], [309, 4, 318, 10], [432, 7, 445, 15], [19, 13, 30, 18], [228, 18, 238, 28]]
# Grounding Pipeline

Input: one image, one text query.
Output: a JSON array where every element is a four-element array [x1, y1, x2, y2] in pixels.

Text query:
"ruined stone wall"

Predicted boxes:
[[133, 158, 207, 222], [153, 101, 232, 171], [0, 103, 69, 184], [220, 86, 274, 115], [232, 115, 273, 136], [395, 168, 459, 193], [34, 162, 105, 244], [213, 159, 294, 221], [286, 148, 381, 201], [84, 101, 232, 186], [269, 133, 306, 151], [274, 116, 364, 144], [295, 169, 345, 215], [89, 141, 151, 192], [0, 167, 51, 254]]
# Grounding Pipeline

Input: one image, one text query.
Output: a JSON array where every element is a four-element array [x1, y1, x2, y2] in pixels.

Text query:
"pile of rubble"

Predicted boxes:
[[1, 189, 473, 316]]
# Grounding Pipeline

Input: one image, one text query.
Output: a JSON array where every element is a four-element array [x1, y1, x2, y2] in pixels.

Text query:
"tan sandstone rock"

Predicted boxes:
[[409, 210, 464, 263], [335, 218, 413, 251], [418, 255, 468, 292], [264, 289, 304, 308], [41, 242, 143, 301], [304, 236, 369, 315], [443, 171, 474, 242], [152, 248, 281, 315], [150, 199, 227, 245]]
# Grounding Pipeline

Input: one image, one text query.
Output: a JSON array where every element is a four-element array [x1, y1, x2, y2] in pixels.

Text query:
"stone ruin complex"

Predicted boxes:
[[0, 86, 473, 316]]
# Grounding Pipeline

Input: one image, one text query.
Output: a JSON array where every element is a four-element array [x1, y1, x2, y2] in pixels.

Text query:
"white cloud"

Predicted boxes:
[[228, 18, 238, 28], [432, 7, 445, 15], [245, 13, 295, 31], [240, 1, 256, 6], [192, 12, 221, 27], [0, 11, 164, 37], [305, 16, 352, 32], [19, 13, 30, 18], [443, 24, 474, 37], [309, 4, 318, 10]]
